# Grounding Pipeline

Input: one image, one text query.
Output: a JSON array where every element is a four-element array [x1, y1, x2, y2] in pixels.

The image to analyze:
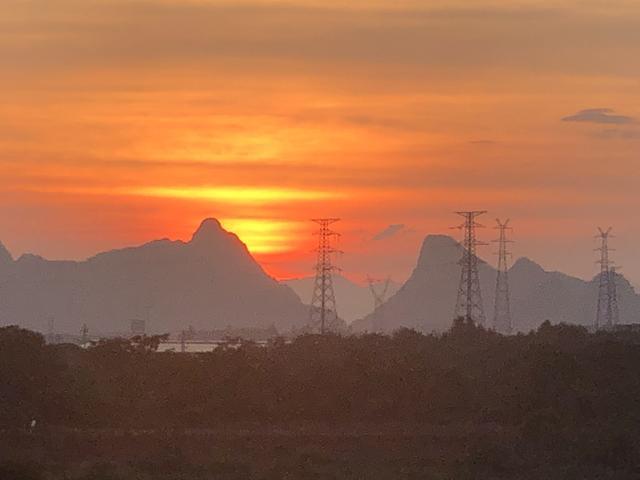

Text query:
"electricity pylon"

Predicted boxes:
[[452, 211, 487, 326], [595, 227, 619, 330], [309, 218, 341, 334], [492, 219, 513, 334], [367, 276, 391, 332]]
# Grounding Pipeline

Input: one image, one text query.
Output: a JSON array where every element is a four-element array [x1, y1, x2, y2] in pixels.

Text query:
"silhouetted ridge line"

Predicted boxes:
[[0, 219, 307, 334], [352, 233, 640, 333]]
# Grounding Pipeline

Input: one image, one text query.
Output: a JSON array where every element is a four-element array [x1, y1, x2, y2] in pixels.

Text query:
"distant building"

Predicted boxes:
[[614, 324, 640, 334], [157, 338, 285, 353]]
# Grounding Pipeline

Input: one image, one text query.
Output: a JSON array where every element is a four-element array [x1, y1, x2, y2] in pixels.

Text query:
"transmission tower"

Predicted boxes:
[[452, 211, 487, 326], [595, 227, 619, 330], [367, 276, 391, 332], [492, 219, 513, 334], [309, 218, 341, 334]]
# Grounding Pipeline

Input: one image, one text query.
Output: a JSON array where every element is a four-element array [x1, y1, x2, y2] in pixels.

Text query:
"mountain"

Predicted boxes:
[[0, 241, 12, 267], [352, 234, 640, 333], [283, 274, 400, 323], [0, 219, 308, 335]]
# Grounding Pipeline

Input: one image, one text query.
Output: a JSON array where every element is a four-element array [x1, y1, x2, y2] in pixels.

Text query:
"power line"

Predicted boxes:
[[309, 218, 341, 334], [452, 211, 487, 326], [493, 218, 513, 334]]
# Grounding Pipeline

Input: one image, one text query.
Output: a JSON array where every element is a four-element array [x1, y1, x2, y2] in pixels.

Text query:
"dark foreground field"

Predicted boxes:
[[1, 422, 638, 480], [3, 320, 640, 478]]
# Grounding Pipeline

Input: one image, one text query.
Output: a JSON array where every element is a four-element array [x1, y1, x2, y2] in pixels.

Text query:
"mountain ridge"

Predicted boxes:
[[1, 227, 637, 336], [353, 234, 640, 332], [0, 218, 307, 334]]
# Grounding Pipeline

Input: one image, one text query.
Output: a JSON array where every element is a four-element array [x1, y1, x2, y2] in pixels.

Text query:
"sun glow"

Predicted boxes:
[[221, 218, 306, 254], [132, 186, 337, 204]]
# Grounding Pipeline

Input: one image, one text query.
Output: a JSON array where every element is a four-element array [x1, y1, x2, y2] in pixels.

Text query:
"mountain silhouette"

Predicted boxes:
[[352, 234, 640, 332], [0, 241, 12, 267], [0, 219, 308, 335]]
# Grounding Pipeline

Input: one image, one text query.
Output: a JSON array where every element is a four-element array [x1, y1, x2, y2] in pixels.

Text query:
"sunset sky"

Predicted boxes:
[[1, 0, 639, 285]]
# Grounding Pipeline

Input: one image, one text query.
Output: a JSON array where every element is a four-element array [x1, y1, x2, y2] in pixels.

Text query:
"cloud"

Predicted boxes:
[[342, 115, 421, 132], [562, 108, 635, 125], [3, 1, 640, 78], [593, 129, 640, 140], [468, 140, 497, 145], [373, 224, 405, 241]]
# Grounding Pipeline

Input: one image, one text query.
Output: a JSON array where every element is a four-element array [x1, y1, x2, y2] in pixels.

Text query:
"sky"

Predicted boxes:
[[1, 0, 639, 285]]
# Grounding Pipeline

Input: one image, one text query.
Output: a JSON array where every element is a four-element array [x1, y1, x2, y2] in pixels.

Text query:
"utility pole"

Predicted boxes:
[[608, 266, 620, 328], [452, 211, 487, 326], [309, 218, 341, 334], [367, 276, 391, 332], [180, 329, 187, 353], [493, 219, 513, 334], [595, 227, 619, 330], [47, 316, 55, 344], [80, 323, 89, 344]]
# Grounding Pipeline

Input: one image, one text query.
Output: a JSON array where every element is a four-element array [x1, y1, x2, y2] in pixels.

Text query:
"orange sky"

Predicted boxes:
[[1, 0, 639, 285]]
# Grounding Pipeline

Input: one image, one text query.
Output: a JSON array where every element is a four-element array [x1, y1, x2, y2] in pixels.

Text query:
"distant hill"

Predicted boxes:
[[0, 219, 308, 335], [283, 274, 400, 324], [352, 234, 640, 333]]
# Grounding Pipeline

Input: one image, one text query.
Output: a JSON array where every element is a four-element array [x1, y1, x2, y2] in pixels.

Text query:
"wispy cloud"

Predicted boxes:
[[3, 1, 640, 77], [593, 129, 640, 140], [373, 224, 405, 241], [562, 108, 635, 125]]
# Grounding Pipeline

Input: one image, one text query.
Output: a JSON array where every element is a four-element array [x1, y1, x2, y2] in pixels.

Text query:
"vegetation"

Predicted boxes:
[[2, 319, 640, 478]]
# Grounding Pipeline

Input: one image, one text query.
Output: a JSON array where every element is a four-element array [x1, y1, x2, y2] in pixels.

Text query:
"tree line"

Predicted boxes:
[[3, 319, 640, 478], [2, 318, 640, 431]]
